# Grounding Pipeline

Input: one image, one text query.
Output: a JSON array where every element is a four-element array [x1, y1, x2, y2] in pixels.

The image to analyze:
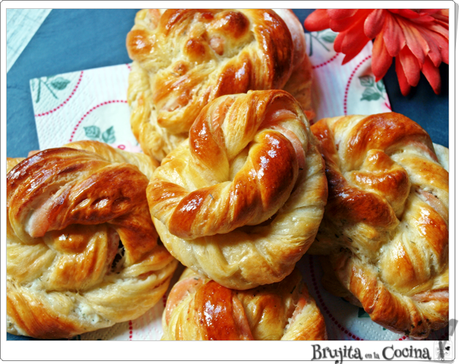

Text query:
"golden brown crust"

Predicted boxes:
[[7, 158, 25, 173], [64, 140, 159, 179], [309, 113, 449, 338], [147, 90, 327, 290], [162, 268, 327, 340], [273, 9, 314, 121], [6, 141, 178, 339], [126, 9, 313, 161]]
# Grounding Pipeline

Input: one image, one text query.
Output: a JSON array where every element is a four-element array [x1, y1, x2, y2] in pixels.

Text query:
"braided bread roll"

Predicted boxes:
[[163, 267, 327, 340], [309, 113, 449, 339], [126, 8, 314, 161], [6, 141, 178, 339], [147, 90, 327, 290]]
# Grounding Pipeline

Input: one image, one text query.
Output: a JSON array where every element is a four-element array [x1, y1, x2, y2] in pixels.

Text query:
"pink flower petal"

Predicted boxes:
[[341, 41, 369, 64], [389, 9, 422, 19], [421, 57, 441, 94], [334, 31, 345, 52], [414, 26, 443, 67], [304, 7, 449, 97], [395, 17, 426, 65], [372, 34, 393, 82], [395, 56, 412, 96], [398, 46, 421, 87], [418, 25, 449, 64], [303, 9, 331, 31], [431, 10, 449, 24], [419, 9, 443, 15], [334, 25, 371, 64], [364, 9, 386, 39], [329, 9, 372, 32], [382, 14, 406, 57], [424, 22, 449, 39], [409, 16, 437, 26], [389, 9, 442, 27], [339, 25, 371, 54], [327, 9, 358, 20], [427, 52, 442, 68], [329, 18, 353, 32]]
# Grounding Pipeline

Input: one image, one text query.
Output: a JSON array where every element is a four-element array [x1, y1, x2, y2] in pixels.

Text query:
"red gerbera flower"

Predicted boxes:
[[304, 9, 449, 96]]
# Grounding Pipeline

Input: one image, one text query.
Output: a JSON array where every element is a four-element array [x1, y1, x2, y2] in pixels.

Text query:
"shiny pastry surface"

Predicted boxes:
[[162, 267, 327, 340], [6, 141, 177, 339], [309, 113, 449, 339], [147, 90, 327, 290], [127, 9, 314, 161]]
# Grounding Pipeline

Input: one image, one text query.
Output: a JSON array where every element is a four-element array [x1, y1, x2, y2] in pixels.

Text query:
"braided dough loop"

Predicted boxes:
[[309, 113, 448, 338], [147, 90, 327, 289], [127, 9, 313, 161], [7, 141, 177, 339], [162, 267, 327, 340]]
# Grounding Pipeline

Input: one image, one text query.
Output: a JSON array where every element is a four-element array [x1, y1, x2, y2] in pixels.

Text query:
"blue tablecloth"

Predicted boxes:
[[5, 9, 450, 341]]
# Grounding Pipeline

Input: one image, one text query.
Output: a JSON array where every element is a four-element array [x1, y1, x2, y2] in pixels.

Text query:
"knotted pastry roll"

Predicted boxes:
[[162, 267, 327, 340], [309, 113, 449, 339], [147, 90, 327, 290], [6, 141, 178, 339], [126, 8, 314, 161]]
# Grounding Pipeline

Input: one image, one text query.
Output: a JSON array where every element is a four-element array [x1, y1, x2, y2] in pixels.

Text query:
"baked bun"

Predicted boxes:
[[147, 90, 327, 289], [126, 9, 313, 161], [309, 113, 449, 339], [162, 267, 327, 340], [6, 141, 178, 339]]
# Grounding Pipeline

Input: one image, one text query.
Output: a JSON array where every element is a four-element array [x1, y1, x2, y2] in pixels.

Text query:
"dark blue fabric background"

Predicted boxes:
[[6, 9, 450, 341]]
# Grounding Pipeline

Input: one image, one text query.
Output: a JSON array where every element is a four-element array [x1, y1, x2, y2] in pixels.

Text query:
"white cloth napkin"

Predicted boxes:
[[7, 9, 52, 73], [29, 31, 446, 341]]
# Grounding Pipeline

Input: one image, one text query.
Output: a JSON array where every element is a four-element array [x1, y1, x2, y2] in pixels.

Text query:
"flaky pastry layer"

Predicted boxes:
[[147, 90, 327, 289], [7, 141, 177, 339], [309, 113, 449, 339], [162, 267, 327, 340], [126, 9, 314, 161]]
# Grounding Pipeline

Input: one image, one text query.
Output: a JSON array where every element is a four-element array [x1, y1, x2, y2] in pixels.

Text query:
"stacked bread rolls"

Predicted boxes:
[[6, 8, 449, 341], [126, 9, 314, 162], [125, 8, 329, 341], [147, 90, 328, 291]]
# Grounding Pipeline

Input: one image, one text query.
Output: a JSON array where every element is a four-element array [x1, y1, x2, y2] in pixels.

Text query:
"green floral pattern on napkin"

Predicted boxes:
[[31, 75, 71, 103], [83, 125, 116, 144], [359, 75, 387, 102]]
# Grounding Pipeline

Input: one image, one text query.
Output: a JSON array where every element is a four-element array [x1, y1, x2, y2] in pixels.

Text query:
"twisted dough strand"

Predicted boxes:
[[150, 93, 304, 239], [309, 113, 448, 338], [7, 141, 177, 339], [147, 90, 327, 289], [126, 9, 313, 161], [162, 268, 327, 340]]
